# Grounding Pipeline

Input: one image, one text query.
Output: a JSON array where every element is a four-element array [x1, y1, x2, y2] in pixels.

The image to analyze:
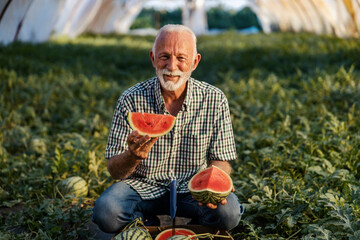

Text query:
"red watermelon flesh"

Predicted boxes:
[[189, 166, 232, 192], [128, 112, 176, 137], [155, 228, 195, 240]]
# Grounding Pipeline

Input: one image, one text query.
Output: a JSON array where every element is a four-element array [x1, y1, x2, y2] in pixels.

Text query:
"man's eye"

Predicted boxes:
[[160, 56, 168, 60]]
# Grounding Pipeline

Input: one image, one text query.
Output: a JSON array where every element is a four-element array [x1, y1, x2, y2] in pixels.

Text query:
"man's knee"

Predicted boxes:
[[218, 202, 244, 230], [217, 193, 245, 230], [200, 193, 244, 230], [92, 182, 142, 233], [92, 194, 128, 233]]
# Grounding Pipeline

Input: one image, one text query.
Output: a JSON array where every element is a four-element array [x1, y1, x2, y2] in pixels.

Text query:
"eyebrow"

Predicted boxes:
[[158, 51, 189, 57]]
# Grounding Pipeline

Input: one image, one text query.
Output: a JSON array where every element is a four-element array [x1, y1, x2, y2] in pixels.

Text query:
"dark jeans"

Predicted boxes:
[[92, 181, 244, 233]]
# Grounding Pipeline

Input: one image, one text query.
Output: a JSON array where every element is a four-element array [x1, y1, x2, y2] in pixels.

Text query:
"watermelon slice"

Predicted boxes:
[[188, 165, 233, 205], [128, 112, 176, 137], [155, 228, 196, 240]]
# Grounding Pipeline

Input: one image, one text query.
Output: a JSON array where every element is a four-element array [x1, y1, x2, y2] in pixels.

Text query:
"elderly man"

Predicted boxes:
[[92, 24, 244, 233]]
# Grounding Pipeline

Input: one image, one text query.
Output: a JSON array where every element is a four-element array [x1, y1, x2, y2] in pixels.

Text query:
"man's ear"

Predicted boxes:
[[150, 51, 156, 68], [192, 53, 201, 71]]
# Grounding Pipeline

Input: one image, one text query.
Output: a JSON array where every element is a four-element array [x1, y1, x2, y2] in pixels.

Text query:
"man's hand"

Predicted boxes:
[[196, 186, 235, 209], [107, 130, 158, 180], [127, 130, 158, 159]]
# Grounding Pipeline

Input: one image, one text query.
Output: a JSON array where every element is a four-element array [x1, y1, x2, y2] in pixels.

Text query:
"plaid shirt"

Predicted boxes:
[[105, 77, 237, 200]]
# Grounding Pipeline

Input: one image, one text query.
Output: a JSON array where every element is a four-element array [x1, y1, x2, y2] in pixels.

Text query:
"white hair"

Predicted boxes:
[[152, 24, 197, 58]]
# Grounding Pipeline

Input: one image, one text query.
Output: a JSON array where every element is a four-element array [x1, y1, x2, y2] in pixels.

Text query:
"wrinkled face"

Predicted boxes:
[[150, 31, 201, 91]]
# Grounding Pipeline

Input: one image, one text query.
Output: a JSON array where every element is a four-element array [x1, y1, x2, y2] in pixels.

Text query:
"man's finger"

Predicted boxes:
[[136, 135, 150, 146], [127, 130, 139, 142], [146, 137, 158, 146], [133, 135, 143, 143], [206, 203, 218, 209], [197, 201, 218, 209], [135, 136, 158, 155]]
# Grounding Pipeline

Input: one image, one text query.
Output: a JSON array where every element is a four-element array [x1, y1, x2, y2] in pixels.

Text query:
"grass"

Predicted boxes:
[[1, 32, 360, 239]]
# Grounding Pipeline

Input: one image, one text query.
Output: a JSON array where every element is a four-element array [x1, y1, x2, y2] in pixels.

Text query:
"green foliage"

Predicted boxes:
[[207, 6, 233, 29], [1, 32, 360, 239], [232, 7, 261, 30], [130, 8, 182, 30], [2, 199, 92, 239], [207, 6, 261, 30], [130, 6, 260, 31], [130, 8, 156, 29]]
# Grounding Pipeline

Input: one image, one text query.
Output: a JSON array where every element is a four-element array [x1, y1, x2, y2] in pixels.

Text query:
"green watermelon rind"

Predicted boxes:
[[114, 227, 152, 240], [190, 190, 231, 205], [128, 112, 176, 138], [188, 165, 233, 205]]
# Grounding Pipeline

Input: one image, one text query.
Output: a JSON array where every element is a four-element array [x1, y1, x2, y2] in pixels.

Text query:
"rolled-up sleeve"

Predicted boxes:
[[105, 98, 132, 159], [208, 97, 237, 161]]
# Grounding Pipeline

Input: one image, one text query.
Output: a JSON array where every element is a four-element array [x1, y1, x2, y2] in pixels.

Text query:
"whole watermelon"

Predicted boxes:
[[114, 227, 152, 240], [113, 218, 152, 240], [59, 176, 88, 198]]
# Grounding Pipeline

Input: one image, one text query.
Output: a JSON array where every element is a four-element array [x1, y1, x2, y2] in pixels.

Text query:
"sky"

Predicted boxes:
[[143, 0, 250, 11]]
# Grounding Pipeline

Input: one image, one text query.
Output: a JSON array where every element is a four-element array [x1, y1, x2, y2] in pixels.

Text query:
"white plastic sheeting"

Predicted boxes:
[[250, 0, 360, 38], [0, 0, 147, 44], [182, 0, 208, 35], [87, 0, 146, 34], [18, 0, 64, 42], [54, 0, 103, 38], [0, 0, 33, 45]]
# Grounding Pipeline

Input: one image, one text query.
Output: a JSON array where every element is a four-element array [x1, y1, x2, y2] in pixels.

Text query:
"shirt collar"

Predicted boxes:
[[182, 77, 193, 112], [154, 77, 193, 114], [154, 77, 166, 113]]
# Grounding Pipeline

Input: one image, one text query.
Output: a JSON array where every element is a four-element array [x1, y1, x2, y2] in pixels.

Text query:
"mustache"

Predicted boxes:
[[157, 69, 184, 76]]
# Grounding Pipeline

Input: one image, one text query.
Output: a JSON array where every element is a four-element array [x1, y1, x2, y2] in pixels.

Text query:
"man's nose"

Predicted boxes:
[[166, 56, 177, 71]]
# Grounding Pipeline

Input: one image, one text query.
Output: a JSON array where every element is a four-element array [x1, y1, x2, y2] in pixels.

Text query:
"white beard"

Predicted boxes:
[[156, 67, 192, 91]]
